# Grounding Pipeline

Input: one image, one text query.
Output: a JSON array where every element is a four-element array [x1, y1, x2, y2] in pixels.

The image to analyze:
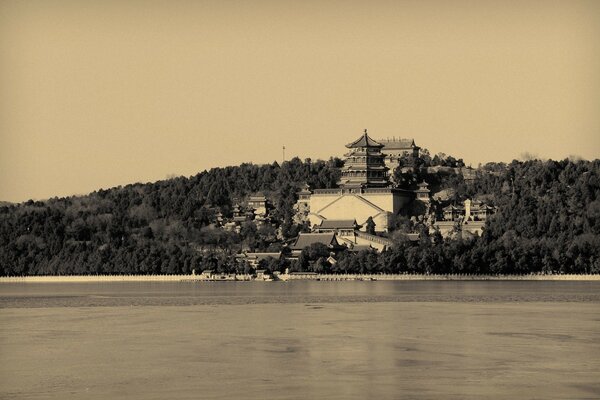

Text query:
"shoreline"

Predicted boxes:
[[1, 273, 599, 283]]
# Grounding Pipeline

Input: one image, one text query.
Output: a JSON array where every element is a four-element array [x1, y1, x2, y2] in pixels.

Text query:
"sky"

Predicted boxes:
[[1, 0, 599, 202]]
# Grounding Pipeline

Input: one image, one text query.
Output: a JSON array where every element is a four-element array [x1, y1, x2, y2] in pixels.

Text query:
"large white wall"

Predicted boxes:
[[308, 192, 410, 232]]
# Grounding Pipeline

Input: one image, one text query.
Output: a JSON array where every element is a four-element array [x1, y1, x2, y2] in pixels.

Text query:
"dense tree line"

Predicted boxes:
[[286, 159, 600, 275], [0, 158, 340, 275], [0, 157, 598, 275], [393, 149, 466, 170]]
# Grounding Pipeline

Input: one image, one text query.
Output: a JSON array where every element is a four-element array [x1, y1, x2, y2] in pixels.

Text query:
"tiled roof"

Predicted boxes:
[[346, 132, 384, 148], [318, 219, 359, 229], [378, 138, 417, 149], [291, 233, 339, 250], [249, 192, 266, 200]]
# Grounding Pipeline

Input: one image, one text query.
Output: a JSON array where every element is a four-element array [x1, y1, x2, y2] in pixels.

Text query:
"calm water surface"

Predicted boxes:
[[1, 281, 599, 399]]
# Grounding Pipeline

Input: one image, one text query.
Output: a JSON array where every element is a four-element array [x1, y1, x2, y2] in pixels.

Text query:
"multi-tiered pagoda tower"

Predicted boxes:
[[297, 129, 413, 232], [338, 130, 390, 189]]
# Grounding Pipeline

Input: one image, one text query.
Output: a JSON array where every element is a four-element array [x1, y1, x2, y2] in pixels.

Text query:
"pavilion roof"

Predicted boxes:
[[249, 192, 266, 200], [290, 233, 340, 250], [346, 130, 384, 149]]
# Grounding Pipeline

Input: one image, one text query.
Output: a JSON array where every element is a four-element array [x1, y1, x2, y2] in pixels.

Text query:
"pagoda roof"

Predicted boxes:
[[346, 130, 384, 149]]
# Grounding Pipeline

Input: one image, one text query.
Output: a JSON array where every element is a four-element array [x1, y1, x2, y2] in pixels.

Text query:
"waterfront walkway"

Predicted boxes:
[[1, 273, 599, 283]]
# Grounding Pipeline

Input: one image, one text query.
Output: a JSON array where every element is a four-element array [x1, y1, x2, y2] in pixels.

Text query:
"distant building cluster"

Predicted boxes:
[[378, 137, 420, 170], [296, 130, 413, 233], [210, 129, 496, 271], [215, 192, 274, 233], [433, 199, 496, 237], [292, 130, 496, 243]]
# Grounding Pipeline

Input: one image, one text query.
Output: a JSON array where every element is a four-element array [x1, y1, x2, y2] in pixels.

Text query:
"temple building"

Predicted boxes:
[[297, 130, 413, 232], [378, 137, 420, 169], [293, 184, 312, 224], [289, 232, 345, 257], [434, 199, 496, 237], [248, 192, 269, 219], [441, 199, 494, 222], [338, 132, 390, 188], [222, 193, 273, 232], [415, 181, 431, 203]]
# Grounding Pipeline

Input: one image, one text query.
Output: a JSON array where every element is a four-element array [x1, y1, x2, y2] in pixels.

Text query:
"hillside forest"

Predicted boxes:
[[1, 154, 599, 276]]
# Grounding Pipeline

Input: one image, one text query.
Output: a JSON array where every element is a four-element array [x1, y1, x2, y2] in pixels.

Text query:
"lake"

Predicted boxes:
[[1, 281, 599, 399]]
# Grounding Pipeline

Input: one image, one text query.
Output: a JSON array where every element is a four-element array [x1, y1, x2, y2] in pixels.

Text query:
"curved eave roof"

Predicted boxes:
[[346, 133, 384, 149]]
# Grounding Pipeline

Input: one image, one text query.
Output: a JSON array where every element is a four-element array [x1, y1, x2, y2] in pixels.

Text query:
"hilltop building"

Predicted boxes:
[[293, 184, 312, 224], [222, 192, 273, 232], [338, 132, 390, 188], [248, 192, 269, 220], [434, 199, 496, 237], [378, 137, 420, 170], [297, 130, 413, 232], [441, 199, 494, 222]]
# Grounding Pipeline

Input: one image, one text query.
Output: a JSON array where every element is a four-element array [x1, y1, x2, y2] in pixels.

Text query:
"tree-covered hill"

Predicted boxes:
[[387, 159, 600, 275], [0, 158, 342, 275], [0, 157, 598, 276]]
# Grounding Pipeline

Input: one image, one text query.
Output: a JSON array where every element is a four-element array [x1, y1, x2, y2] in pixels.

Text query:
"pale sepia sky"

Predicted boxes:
[[1, 0, 599, 202]]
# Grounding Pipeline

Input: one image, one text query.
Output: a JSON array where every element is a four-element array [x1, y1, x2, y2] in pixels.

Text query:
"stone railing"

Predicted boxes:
[[312, 189, 344, 195], [355, 231, 394, 246], [0, 274, 254, 283], [281, 273, 600, 281], [2, 273, 598, 283], [362, 188, 393, 194]]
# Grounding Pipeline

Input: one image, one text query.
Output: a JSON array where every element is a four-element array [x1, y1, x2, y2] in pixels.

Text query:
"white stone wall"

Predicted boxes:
[[308, 192, 410, 232]]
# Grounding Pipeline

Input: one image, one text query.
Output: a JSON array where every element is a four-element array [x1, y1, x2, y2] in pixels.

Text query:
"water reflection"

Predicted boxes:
[[1, 281, 600, 308], [0, 282, 599, 399]]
